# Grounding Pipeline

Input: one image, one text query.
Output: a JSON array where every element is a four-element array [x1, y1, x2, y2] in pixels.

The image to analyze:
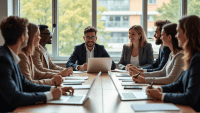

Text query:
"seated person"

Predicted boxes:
[[127, 20, 171, 72], [18, 23, 63, 86], [66, 26, 116, 71], [32, 25, 72, 76], [146, 15, 200, 112], [132, 23, 184, 85], [118, 25, 154, 70], [0, 16, 74, 112]]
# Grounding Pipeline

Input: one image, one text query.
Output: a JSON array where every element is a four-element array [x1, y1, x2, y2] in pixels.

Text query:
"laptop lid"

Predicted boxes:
[[108, 71, 120, 95], [87, 58, 112, 73]]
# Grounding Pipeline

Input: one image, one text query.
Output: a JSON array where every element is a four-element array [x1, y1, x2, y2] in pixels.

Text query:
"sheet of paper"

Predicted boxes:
[[63, 80, 85, 83], [118, 77, 132, 80], [131, 103, 180, 112], [64, 76, 88, 80], [62, 85, 90, 89], [122, 80, 134, 82], [112, 69, 128, 73], [73, 71, 87, 74], [121, 82, 148, 86], [115, 73, 130, 77]]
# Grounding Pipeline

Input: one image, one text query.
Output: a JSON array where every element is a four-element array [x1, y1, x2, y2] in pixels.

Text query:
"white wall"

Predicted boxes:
[[0, 0, 14, 46]]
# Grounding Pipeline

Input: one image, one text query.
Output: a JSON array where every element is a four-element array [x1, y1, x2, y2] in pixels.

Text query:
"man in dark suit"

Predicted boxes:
[[66, 26, 116, 71], [141, 20, 171, 72], [0, 16, 74, 112]]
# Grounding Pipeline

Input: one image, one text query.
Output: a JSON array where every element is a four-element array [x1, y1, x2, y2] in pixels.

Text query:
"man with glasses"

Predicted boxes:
[[32, 25, 73, 77], [66, 26, 116, 71]]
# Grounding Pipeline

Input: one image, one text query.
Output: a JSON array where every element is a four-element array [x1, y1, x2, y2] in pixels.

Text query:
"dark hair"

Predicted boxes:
[[163, 23, 182, 54], [38, 25, 48, 32], [155, 20, 171, 32], [84, 26, 97, 35], [22, 23, 39, 55], [181, 15, 200, 70], [0, 16, 29, 45]]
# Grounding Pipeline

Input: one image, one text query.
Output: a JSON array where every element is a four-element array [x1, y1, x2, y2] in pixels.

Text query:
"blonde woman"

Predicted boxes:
[[18, 23, 63, 86], [118, 25, 154, 70]]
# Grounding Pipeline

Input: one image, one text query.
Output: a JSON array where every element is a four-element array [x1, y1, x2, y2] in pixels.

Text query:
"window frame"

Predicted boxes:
[[17, 0, 187, 61]]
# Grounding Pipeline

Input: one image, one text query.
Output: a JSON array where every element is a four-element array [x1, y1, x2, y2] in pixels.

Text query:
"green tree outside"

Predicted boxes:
[[152, 0, 200, 24], [20, 0, 110, 56]]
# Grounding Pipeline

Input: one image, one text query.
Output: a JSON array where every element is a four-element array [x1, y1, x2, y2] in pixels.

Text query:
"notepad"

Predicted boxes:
[[62, 84, 90, 89], [63, 80, 85, 83], [112, 69, 128, 73], [64, 76, 88, 80], [73, 71, 87, 74], [131, 103, 180, 112], [115, 73, 130, 77], [118, 77, 132, 80], [121, 82, 148, 86]]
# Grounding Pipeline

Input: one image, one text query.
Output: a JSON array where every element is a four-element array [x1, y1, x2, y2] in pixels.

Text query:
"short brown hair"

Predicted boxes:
[[0, 16, 29, 45], [84, 26, 97, 35], [22, 23, 39, 55], [181, 15, 200, 70], [154, 20, 171, 32]]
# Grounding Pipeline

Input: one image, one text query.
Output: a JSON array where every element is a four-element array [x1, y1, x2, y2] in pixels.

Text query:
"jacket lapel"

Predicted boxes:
[[127, 45, 132, 64], [94, 46, 98, 57], [82, 45, 86, 63], [139, 47, 143, 65]]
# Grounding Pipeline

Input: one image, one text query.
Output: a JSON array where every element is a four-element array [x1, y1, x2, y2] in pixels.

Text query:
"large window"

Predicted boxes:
[[19, 0, 187, 61], [187, 0, 200, 16], [20, 0, 52, 55], [147, 0, 181, 54]]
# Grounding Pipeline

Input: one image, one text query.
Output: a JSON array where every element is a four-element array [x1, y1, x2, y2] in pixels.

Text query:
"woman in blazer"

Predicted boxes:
[[131, 23, 184, 85], [118, 25, 154, 70], [18, 23, 63, 85], [146, 15, 200, 112]]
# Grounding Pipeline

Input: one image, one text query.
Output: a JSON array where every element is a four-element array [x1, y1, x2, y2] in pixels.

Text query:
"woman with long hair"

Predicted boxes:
[[146, 15, 200, 112], [118, 25, 154, 70], [131, 23, 184, 85], [18, 23, 63, 85]]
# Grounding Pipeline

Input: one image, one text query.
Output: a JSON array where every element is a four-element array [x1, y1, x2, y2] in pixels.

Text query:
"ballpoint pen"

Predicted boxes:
[[150, 82, 154, 89], [135, 72, 141, 78], [54, 81, 57, 88]]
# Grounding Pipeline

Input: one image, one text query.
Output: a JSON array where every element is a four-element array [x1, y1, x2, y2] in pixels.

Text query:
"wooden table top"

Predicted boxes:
[[14, 72, 195, 113]]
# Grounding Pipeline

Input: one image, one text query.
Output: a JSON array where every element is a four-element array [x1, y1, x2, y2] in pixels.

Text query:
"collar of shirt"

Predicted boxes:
[[40, 45, 48, 53], [160, 44, 164, 51], [7, 46, 21, 64], [85, 44, 95, 62]]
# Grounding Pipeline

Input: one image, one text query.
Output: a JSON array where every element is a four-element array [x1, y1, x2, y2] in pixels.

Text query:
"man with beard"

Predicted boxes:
[[66, 26, 116, 71], [0, 16, 74, 112], [140, 20, 171, 72], [32, 25, 73, 77], [127, 20, 171, 72]]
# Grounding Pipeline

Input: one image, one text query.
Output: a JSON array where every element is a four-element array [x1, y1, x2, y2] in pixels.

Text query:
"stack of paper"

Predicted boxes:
[[121, 82, 148, 86], [131, 103, 180, 112], [64, 76, 88, 80], [62, 84, 90, 89]]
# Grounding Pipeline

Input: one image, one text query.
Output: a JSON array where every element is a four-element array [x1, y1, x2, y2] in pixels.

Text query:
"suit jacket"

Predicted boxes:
[[32, 45, 65, 73], [162, 53, 200, 112], [118, 43, 154, 70], [0, 45, 51, 112], [142, 45, 171, 72], [66, 43, 116, 70], [144, 50, 184, 84], [19, 52, 54, 85]]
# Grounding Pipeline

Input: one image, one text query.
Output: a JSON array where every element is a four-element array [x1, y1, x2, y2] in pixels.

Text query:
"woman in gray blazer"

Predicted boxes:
[[118, 25, 154, 70], [132, 23, 183, 85]]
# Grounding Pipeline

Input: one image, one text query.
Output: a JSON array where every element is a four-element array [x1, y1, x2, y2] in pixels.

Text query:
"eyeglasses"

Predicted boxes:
[[84, 36, 96, 39]]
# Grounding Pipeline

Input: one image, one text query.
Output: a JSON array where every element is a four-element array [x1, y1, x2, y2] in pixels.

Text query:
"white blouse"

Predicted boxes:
[[130, 55, 139, 67]]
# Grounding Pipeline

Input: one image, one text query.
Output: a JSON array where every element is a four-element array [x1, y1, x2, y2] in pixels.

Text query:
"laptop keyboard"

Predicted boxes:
[[122, 93, 136, 99], [67, 96, 84, 103]]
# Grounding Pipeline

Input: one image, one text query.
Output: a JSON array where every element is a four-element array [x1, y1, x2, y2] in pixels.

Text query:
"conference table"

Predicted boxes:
[[14, 72, 195, 113]]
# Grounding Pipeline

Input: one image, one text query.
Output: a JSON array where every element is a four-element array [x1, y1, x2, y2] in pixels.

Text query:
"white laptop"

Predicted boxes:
[[47, 71, 101, 105], [87, 58, 112, 73], [108, 71, 152, 101]]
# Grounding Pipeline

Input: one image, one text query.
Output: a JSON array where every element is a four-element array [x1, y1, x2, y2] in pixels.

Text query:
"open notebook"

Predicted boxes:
[[47, 71, 101, 105], [108, 71, 152, 100]]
